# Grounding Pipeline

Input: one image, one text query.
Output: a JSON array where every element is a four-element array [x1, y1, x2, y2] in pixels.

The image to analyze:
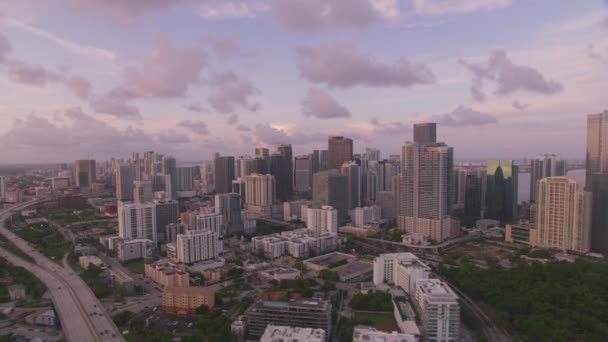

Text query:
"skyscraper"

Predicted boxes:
[[464, 174, 482, 217], [251, 157, 269, 174], [215, 193, 243, 235], [116, 163, 137, 201], [277, 143, 293, 197], [536, 177, 592, 253], [327, 136, 353, 170], [313, 170, 348, 224], [413, 123, 437, 144], [0, 176, 5, 201], [154, 198, 179, 242], [341, 161, 361, 210], [118, 202, 157, 241], [213, 155, 236, 194], [398, 125, 454, 242], [270, 153, 290, 201], [245, 174, 276, 216], [236, 156, 252, 179], [133, 180, 153, 204], [162, 156, 177, 198], [255, 147, 270, 158], [530, 154, 567, 202], [75, 159, 96, 187], [363, 147, 381, 161], [586, 111, 608, 253], [175, 166, 194, 192], [294, 155, 313, 194], [485, 160, 518, 222]]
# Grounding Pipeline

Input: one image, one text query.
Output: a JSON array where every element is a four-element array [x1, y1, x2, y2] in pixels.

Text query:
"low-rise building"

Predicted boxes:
[[8, 284, 26, 301], [373, 252, 429, 291], [259, 266, 301, 281], [78, 255, 105, 269], [393, 299, 421, 338], [144, 259, 189, 288], [505, 222, 538, 245], [303, 252, 356, 272], [338, 225, 379, 237], [116, 238, 154, 262], [261, 325, 325, 342], [34, 309, 58, 327], [231, 315, 248, 338], [476, 219, 500, 231], [161, 286, 215, 315], [352, 325, 416, 342], [252, 229, 341, 259], [108, 268, 135, 294]]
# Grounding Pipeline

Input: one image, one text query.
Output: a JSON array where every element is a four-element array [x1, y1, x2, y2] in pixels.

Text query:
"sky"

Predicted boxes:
[[0, 0, 607, 163]]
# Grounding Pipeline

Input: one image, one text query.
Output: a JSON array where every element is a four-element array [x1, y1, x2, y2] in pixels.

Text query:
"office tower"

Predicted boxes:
[[118, 202, 157, 241], [530, 154, 567, 202], [363, 147, 381, 161], [366, 171, 378, 203], [464, 175, 482, 217], [215, 193, 243, 235], [327, 136, 353, 170], [236, 156, 252, 179], [318, 150, 329, 171], [294, 155, 313, 194], [453, 166, 486, 210], [587, 112, 608, 252], [312, 150, 321, 175], [251, 157, 269, 174], [201, 161, 213, 189], [398, 131, 454, 242], [277, 143, 293, 197], [151, 174, 172, 195], [75, 159, 96, 187], [270, 153, 290, 201], [133, 180, 153, 204], [0, 176, 5, 201], [377, 160, 398, 192], [313, 170, 348, 224], [154, 198, 179, 242], [246, 299, 332, 341], [485, 160, 518, 222], [165, 223, 188, 243], [232, 178, 246, 208], [341, 161, 361, 210], [175, 166, 194, 192], [413, 122, 437, 144], [536, 177, 592, 253], [213, 155, 236, 194], [255, 147, 270, 158], [245, 174, 276, 216], [143, 151, 156, 177], [415, 279, 460, 342], [377, 191, 396, 222], [162, 156, 177, 198], [176, 230, 223, 263], [116, 164, 136, 201], [306, 206, 338, 234]]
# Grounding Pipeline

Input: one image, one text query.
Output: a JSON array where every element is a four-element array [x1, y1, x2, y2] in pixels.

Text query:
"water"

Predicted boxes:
[[518, 169, 585, 203]]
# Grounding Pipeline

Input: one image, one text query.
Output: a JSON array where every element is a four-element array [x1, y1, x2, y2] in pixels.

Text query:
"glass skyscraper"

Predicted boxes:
[[485, 160, 518, 222]]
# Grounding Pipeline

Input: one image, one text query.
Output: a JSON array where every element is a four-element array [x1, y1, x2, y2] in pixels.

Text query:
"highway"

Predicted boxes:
[[0, 199, 124, 342]]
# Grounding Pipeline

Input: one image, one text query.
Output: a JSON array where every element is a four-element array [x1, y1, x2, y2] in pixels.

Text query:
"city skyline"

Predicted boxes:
[[0, 1, 607, 163]]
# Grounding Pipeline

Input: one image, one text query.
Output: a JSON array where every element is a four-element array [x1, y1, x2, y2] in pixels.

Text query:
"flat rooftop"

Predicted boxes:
[[304, 252, 356, 266]]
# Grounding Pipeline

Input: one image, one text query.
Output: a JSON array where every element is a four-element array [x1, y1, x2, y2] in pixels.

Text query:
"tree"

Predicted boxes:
[[196, 304, 210, 315]]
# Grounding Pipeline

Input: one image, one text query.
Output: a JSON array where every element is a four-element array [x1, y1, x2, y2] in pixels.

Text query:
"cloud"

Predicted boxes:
[[5, 59, 61, 86], [227, 114, 239, 125], [587, 44, 608, 64], [429, 105, 497, 126], [412, 0, 511, 16], [0, 33, 11, 63], [125, 33, 208, 97], [370, 118, 409, 135], [512, 101, 529, 111], [204, 36, 244, 59], [269, 0, 395, 31], [0, 107, 156, 162], [183, 103, 209, 113], [297, 41, 435, 88], [67, 0, 194, 20], [90, 87, 141, 119], [177, 120, 209, 135], [207, 72, 259, 113], [253, 123, 324, 145], [236, 124, 250, 132], [301, 87, 351, 119], [156, 129, 191, 144], [6, 19, 116, 63], [199, 1, 269, 19], [461, 49, 562, 101], [65, 76, 92, 99]]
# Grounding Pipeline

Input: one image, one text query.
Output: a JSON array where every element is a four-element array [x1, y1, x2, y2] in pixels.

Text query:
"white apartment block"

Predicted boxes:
[[373, 252, 423, 286], [415, 279, 460, 342], [306, 206, 338, 234], [118, 202, 157, 241], [252, 229, 341, 259], [176, 230, 223, 264], [194, 211, 225, 236], [353, 205, 382, 227], [261, 325, 325, 342], [352, 326, 416, 342]]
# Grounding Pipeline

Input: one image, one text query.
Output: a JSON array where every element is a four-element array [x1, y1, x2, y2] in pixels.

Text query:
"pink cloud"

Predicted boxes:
[[90, 87, 141, 119], [297, 41, 435, 88], [207, 71, 259, 113], [65, 76, 92, 99], [5, 59, 61, 86], [301, 87, 351, 119]]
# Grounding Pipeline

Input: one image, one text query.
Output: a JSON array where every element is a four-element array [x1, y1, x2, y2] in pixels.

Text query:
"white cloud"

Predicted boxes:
[[412, 0, 511, 16], [198, 1, 269, 20]]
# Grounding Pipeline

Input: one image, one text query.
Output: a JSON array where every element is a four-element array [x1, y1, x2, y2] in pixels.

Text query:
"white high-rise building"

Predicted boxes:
[[175, 230, 222, 264], [306, 206, 338, 234], [194, 211, 225, 237], [245, 174, 276, 216], [415, 279, 460, 342], [353, 206, 382, 227], [118, 202, 157, 241], [236, 156, 253, 179], [536, 177, 592, 253], [363, 147, 381, 161]]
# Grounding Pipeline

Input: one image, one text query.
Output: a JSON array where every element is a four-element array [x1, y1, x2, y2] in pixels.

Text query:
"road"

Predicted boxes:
[[0, 199, 124, 342], [353, 234, 476, 250]]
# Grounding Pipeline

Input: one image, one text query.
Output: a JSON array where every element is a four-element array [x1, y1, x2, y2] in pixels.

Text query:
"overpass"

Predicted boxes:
[[0, 198, 124, 342]]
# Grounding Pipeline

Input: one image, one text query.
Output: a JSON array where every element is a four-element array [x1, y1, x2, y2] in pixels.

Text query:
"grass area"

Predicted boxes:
[[11, 222, 71, 261], [0, 233, 34, 263], [353, 311, 398, 327], [41, 207, 107, 225], [124, 260, 145, 274], [0, 257, 47, 303]]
